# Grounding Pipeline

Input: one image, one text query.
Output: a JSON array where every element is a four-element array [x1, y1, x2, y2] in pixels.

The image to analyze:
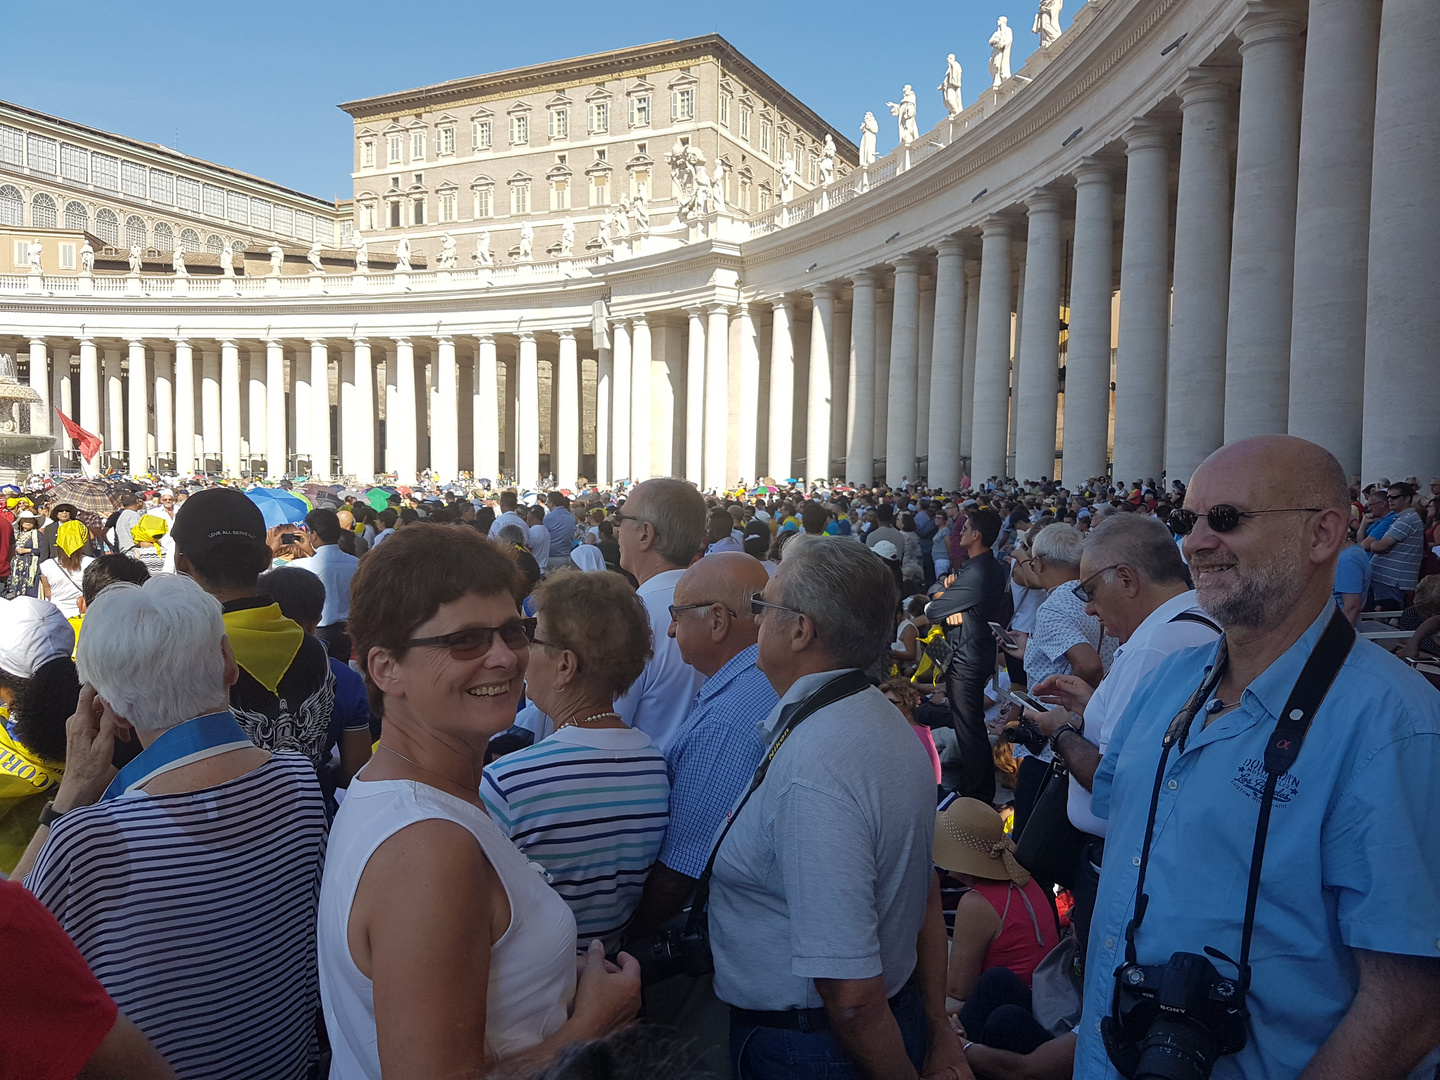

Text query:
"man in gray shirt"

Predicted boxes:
[[709, 535, 967, 1080], [113, 492, 143, 555], [864, 502, 907, 555]]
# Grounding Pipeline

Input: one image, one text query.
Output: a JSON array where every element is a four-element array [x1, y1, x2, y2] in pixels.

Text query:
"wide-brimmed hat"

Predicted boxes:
[[933, 797, 1031, 886]]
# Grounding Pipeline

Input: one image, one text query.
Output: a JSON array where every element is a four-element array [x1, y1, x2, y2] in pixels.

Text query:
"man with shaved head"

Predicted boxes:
[[1075, 436, 1440, 1080]]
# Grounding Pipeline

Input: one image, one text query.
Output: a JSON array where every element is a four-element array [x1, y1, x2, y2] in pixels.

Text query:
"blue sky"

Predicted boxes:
[[4, 1, 1070, 201]]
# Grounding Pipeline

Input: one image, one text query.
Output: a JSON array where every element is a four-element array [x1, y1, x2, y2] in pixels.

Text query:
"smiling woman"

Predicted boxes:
[[320, 523, 641, 1080]]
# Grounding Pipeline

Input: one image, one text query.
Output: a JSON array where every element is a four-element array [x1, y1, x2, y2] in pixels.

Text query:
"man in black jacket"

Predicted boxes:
[[926, 507, 1005, 803]]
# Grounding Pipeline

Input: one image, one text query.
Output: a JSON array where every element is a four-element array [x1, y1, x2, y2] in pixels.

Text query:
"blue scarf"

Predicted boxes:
[[101, 712, 254, 801]]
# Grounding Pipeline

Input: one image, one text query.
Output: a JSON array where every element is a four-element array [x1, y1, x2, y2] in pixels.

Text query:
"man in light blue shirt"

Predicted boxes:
[[288, 508, 359, 661], [542, 491, 578, 569], [1076, 436, 1440, 1080]]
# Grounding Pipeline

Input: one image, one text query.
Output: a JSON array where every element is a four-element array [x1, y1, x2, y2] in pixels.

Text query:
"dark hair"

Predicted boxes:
[[399, 508, 420, 527], [474, 505, 496, 533], [378, 507, 399, 529], [82, 553, 150, 603], [184, 539, 274, 592], [969, 508, 1002, 547], [531, 570, 653, 699], [257, 566, 327, 627], [876, 503, 896, 525], [305, 508, 343, 543], [0, 656, 80, 764], [499, 489, 519, 512], [349, 524, 522, 715], [707, 508, 733, 544], [120, 492, 141, 508], [800, 502, 828, 535], [743, 533, 769, 560]]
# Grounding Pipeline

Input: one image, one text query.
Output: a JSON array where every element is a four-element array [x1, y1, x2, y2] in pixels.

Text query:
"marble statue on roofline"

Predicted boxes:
[[395, 236, 411, 272], [128, 244, 143, 274], [439, 232, 458, 268], [353, 232, 368, 272], [780, 155, 797, 203], [518, 221, 534, 261], [268, 242, 284, 276], [80, 239, 93, 273], [939, 54, 964, 116], [1034, 0, 1064, 48], [28, 239, 43, 275], [632, 191, 649, 233], [711, 158, 727, 210], [990, 17, 1014, 87], [561, 218, 575, 257], [598, 212, 613, 249], [473, 230, 493, 266], [859, 112, 879, 166], [887, 86, 919, 146], [307, 239, 324, 272], [221, 240, 235, 278], [172, 244, 186, 276], [820, 135, 836, 185], [692, 166, 711, 214]]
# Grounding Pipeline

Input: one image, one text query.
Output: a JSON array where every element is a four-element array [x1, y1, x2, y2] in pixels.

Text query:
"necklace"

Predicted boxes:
[[377, 743, 476, 789], [555, 710, 621, 731], [1205, 697, 1241, 716]]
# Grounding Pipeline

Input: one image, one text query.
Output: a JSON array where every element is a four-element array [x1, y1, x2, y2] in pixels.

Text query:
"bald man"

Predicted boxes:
[[629, 552, 778, 937], [1075, 436, 1440, 1080]]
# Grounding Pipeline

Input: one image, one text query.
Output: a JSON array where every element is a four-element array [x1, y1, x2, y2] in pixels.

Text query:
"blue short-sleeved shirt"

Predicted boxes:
[[1332, 544, 1371, 609], [1078, 604, 1440, 1079]]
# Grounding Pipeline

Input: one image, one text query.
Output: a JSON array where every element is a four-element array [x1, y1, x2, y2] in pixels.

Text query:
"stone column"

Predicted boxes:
[[220, 340, 241, 476], [806, 286, 836, 481], [679, 307, 704, 483], [736, 303, 761, 483], [1113, 121, 1171, 483], [611, 320, 631, 481], [971, 219, 1014, 483], [173, 339, 194, 475], [1016, 192, 1063, 483], [830, 299, 851, 475], [154, 348, 172, 463], [51, 347, 71, 432], [201, 347, 220, 467], [425, 336, 456, 481], [847, 272, 877, 485], [766, 299, 794, 481], [554, 330, 580, 489], [595, 342, 612, 486], [929, 240, 966, 490], [1065, 162, 1116, 485], [886, 258, 921, 485], [1007, 258, 1026, 475], [517, 332, 540, 486], [103, 347, 125, 463], [265, 340, 286, 479], [1288, 0, 1380, 476], [1362, 0, 1440, 479], [630, 315, 652, 479], [26, 339, 49, 473], [246, 346, 266, 467], [960, 262, 981, 465], [1223, 2, 1305, 442], [472, 335, 499, 482], [292, 346, 312, 471], [391, 338, 417, 483], [704, 304, 730, 491], [308, 340, 330, 478], [79, 338, 100, 438], [873, 289, 893, 463], [917, 274, 936, 465], [339, 346, 356, 478], [127, 340, 148, 473]]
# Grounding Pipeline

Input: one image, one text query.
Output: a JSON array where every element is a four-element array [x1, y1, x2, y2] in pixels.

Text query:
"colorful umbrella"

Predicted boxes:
[[46, 477, 121, 516], [245, 487, 310, 529], [364, 487, 392, 512]]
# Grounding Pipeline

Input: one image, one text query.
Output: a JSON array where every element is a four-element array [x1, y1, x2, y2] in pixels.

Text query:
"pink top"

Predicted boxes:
[[910, 723, 942, 783], [968, 878, 1060, 987]]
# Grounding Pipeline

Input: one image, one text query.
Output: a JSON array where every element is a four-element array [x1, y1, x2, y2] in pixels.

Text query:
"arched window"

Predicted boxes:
[[64, 200, 88, 232], [205, 233, 223, 253], [95, 208, 119, 246], [31, 193, 57, 228], [124, 215, 146, 249], [153, 222, 174, 252], [180, 228, 200, 252], [0, 184, 22, 226]]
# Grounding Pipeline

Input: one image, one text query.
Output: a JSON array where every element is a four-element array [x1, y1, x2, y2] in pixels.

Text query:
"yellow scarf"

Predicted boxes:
[[57, 520, 88, 557], [131, 513, 169, 555], [222, 602, 304, 693]]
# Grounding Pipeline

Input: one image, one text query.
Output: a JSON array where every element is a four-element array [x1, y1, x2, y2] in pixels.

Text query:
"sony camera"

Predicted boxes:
[[618, 911, 714, 986], [1101, 951, 1248, 1080], [1002, 715, 1048, 756]]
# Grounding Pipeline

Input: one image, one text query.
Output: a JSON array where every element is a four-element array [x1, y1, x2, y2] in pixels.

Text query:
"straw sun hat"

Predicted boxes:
[[933, 797, 1031, 887]]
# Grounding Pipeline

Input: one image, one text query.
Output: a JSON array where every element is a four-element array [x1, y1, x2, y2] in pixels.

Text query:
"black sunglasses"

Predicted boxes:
[[1072, 564, 1123, 603], [1168, 505, 1323, 536], [669, 601, 739, 620], [407, 617, 536, 659]]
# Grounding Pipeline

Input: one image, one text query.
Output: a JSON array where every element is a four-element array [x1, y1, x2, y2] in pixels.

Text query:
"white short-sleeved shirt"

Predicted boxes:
[[39, 557, 92, 618]]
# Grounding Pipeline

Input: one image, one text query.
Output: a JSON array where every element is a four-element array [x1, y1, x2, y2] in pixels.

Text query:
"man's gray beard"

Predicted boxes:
[[1197, 547, 1307, 630]]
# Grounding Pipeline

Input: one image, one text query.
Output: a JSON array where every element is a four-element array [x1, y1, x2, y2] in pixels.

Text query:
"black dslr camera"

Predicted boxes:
[[1002, 715, 1048, 755], [1101, 951, 1248, 1080], [619, 911, 714, 985]]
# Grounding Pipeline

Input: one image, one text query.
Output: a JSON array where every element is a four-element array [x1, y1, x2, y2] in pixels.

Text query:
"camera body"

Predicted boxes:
[[620, 912, 714, 985], [1102, 951, 1248, 1080], [1003, 715, 1048, 755]]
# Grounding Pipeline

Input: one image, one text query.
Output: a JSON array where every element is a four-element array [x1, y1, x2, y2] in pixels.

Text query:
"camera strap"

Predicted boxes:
[[684, 668, 872, 936], [1122, 606, 1355, 989]]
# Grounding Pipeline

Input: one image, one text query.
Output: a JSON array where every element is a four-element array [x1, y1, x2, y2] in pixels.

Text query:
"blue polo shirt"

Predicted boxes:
[[1077, 603, 1440, 1079]]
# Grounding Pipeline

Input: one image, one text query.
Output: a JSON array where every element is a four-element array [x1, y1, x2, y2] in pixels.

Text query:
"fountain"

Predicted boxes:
[[0, 354, 55, 484]]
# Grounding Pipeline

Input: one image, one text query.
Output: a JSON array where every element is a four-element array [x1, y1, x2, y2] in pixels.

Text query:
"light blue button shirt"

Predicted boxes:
[[1077, 603, 1440, 1079]]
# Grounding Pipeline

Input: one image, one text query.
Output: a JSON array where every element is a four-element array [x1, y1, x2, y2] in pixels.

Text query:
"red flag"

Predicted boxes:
[[55, 408, 102, 462]]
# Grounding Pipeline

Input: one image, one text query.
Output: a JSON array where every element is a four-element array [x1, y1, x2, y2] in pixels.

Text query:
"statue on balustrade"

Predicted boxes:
[[990, 17, 1014, 87], [128, 244, 143, 274], [819, 135, 836, 185], [307, 239, 324, 272], [939, 54, 964, 116], [692, 166, 711, 214], [473, 230, 493, 266], [560, 218, 575, 257], [353, 232, 368, 272], [666, 139, 709, 223], [632, 191, 649, 233], [172, 244, 186, 277], [396, 236, 412, 272], [519, 221, 534, 261], [1033, 0, 1063, 48], [80, 240, 94, 273], [711, 158, 728, 210], [268, 242, 284, 276], [598, 212, 613, 249], [780, 155, 797, 203], [221, 240, 235, 278], [28, 239, 43, 275], [859, 112, 879, 166], [439, 232, 458, 268], [616, 195, 632, 234], [887, 86, 919, 146]]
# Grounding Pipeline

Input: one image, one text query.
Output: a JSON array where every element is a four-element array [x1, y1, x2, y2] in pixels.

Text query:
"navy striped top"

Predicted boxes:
[[482, 725, 669, 950]]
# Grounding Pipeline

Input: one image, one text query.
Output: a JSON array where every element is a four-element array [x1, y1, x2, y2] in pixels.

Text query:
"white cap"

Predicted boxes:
[[872, 540, 900, 561], [0, 596, 75, 678]]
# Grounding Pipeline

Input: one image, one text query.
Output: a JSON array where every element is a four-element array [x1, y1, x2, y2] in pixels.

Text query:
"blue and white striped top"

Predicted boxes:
[[482, 725, 669, 950]]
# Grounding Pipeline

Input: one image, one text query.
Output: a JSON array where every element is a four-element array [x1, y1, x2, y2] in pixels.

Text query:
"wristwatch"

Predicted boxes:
[[1049, 722, 1086, 754], [37, 800, 66, 828]]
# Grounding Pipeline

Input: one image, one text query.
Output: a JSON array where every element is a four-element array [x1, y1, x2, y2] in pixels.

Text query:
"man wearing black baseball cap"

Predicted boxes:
[[172, 488, 334, 773]]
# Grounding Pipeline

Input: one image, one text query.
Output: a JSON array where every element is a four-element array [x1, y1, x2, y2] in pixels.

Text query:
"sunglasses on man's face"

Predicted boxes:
[[1169, 505, 1323, 536], [407, 617, 536, 659]]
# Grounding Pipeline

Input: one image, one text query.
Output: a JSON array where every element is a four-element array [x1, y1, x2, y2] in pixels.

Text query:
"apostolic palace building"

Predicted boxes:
[[0, 0, 1434, 492]]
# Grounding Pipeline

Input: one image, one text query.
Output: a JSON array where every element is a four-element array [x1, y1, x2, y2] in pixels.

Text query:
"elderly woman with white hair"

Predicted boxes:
[[17, 574, 328, 1080]]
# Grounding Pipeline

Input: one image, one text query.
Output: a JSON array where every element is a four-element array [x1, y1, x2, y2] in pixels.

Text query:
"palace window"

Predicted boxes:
[[411, 131, 425, 160], [510, 113, 529, 145], [438, 126, 455, 155], [59, 241, 75, 269], [389, 201, 402, 228], [510, 180, 531, 215], [759, 119, 772, 156], [589, 101, 608, 133], [153, 222, 173, 251], [176, 176, 201, 211], [31, 192, 56, 228], [472, 184, 493, 218], [550, 178, 569, 211], [473, 119, 492, 150], [64, 200, 88, 231], [121, 160, 147, 198], [124, 215, 146, 249], [439, 189, 457, 221], [739, 105, 752, 141], [361, 139, 376, 168], [227, 191, 248, 224], [180, 227, 200, 252], [273, 204, 293, 234], [361, 202, 376, 230], [0, 184, 21, 226], [95, 208, 119, 245], [591, 173, 609, 206], [149, 169, 174, 205], [549, 108, 568, 140], [294, 211, 314, 241], [758, 184, 771, 211], [13, 240, 28, 268], [92, 153, 119, 191], [671, 88, 695, 121], [0, 125, 21, 167], [26, 134, 57, 175], [60, 143, 88, 183], [387, 134, 403, 163], [719, 93, 731, 127], [202, 184, 225, 218], [629, 94, 650, 127], [250, 198, 272, 231], [412, 197, 425, 225], [778, 132, 788, 162], [205, 233, 223, 253]]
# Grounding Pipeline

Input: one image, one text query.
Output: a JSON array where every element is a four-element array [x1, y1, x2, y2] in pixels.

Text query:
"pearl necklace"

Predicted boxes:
[[556, 710, 621, 731]]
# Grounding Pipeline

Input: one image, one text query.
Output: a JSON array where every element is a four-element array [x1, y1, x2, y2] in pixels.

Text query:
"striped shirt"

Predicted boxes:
[[26, 752, 328, 1080], [482, 725, 669, 949]]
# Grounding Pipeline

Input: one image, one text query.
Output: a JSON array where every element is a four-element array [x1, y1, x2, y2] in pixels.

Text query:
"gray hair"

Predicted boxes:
[[632, 478, 707, 567], [1082, 513, 1188, 587], [77, 574, 229, 733], [1031, 522, 1084, 568], [497, 523, 529, 549], [778, 534, 897, 669]]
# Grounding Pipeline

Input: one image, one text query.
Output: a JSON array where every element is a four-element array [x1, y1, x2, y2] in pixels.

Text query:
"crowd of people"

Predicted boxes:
[[2, 439, 1439, 1080]]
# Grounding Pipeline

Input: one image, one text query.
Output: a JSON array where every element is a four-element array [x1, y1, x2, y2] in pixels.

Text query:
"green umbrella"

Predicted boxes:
[[365, 487, 391, 512]]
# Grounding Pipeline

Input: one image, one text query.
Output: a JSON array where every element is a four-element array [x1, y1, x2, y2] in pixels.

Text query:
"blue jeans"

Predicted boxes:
[[730, 979, 928, 1079]]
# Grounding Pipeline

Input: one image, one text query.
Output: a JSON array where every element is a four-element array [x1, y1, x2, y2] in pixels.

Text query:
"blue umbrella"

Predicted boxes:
[[245, 486, 310, 529]]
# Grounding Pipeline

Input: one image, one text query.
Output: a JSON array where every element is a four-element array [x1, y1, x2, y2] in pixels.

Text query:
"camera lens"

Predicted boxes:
[[1134, 1018, 1220, 1080]]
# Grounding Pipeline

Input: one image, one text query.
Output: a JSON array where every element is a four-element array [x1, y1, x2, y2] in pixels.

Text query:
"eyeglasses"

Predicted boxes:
[[1167, 505, 1323, 536], [407, 617, 536, 659], [1387, 493, 1411, 502], [613, 511, 650, 527], [1072, 564, 1123, 603], [750, 595, 804, 620], [669, 601, 739, 620]]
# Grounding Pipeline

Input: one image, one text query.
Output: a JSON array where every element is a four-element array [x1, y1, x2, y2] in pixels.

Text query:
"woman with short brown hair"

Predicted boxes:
[[320, 524, 639, 1079]]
